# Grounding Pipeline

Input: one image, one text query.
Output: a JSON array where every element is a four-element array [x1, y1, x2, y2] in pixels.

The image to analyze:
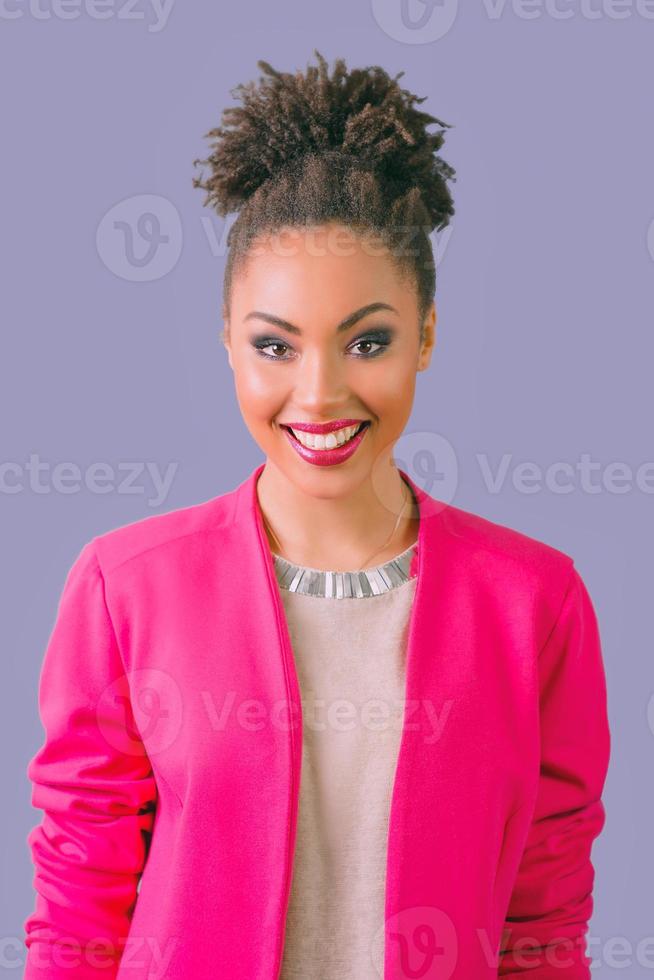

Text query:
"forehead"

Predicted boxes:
[[231, 223, 415, 319]]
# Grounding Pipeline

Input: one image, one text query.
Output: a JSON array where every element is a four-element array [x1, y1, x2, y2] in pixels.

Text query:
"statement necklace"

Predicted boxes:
[[261, 481, 411, 572]]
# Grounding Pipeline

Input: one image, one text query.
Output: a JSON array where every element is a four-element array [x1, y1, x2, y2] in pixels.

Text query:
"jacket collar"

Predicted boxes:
[[229, 460, 450, 581]]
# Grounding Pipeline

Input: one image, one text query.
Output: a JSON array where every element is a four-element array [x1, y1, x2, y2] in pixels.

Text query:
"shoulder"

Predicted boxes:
[[440, 500, 574, 570], [436, 500, 577, 622], [82, 485, 236, 579]]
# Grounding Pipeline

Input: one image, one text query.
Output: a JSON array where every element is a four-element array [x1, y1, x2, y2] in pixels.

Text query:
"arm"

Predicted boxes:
[[497, 564, 611, 977], [23, 541, 157, 979]]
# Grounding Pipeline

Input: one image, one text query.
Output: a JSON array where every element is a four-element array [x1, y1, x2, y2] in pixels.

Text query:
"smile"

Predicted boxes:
[[285, 421, 368, 450], [281, 421, 371, 467]]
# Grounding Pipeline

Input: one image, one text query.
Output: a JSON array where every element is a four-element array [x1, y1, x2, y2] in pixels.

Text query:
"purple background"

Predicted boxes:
[[2, 0, 652, 971]]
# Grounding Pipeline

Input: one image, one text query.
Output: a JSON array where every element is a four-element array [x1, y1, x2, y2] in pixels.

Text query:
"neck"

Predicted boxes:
[[255, 459, 419, 572]]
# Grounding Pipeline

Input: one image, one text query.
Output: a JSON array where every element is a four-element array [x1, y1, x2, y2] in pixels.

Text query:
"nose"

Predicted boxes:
[[292, 348, 350, 415]]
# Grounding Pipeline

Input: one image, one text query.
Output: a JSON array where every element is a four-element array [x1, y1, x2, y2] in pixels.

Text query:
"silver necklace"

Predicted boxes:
[[261, 481, 411, 572]]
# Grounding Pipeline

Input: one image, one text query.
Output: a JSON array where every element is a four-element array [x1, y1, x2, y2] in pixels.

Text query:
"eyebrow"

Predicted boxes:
[[243, 302, 400, 336]]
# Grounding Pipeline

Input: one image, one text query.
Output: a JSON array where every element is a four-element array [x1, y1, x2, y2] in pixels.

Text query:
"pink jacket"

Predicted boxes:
[[24, 462, 611, 979]]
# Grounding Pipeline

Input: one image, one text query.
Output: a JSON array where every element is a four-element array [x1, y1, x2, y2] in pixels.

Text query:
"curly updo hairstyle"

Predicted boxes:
[[192, 49, 456, 345]]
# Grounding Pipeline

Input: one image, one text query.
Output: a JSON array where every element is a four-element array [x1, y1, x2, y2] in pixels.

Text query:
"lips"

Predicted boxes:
[[280, 418, 370, 435], [282, 421, 369, 443], [280, 420, 371, 467]]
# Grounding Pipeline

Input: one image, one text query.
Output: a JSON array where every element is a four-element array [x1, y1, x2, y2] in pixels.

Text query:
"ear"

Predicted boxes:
[[417, 302, 436, 372], [221, 311, 233, 371]]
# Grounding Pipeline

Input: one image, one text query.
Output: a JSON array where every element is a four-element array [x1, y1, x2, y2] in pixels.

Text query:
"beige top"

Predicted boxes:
[[274, 546, 418, 980]]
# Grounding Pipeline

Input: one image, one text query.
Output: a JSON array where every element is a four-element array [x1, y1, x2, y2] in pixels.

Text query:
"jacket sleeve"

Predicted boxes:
[[497, 564, 611, 977], [23, 541, 157, 979]]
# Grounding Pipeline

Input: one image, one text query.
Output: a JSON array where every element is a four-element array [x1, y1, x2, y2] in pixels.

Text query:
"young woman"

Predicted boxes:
[[24, 51, 611, 979]]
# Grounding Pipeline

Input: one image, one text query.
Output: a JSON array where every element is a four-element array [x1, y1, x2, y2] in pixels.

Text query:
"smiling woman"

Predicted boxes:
[[23, 49, 610, 980], [190, 47, 456, 572], [217, 219, 440, 570]]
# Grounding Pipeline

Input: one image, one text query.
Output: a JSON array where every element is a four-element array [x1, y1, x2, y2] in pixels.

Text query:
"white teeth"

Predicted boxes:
[[288, 423, 366, 450]]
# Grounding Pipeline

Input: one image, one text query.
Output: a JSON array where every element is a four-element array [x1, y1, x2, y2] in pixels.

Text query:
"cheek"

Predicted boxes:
[[233, 358, 285, 422], [367, 363, 416, 418]]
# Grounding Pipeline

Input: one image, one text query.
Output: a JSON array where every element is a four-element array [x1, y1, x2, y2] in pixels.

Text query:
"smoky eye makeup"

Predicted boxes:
[[352, 327, 396, 346], [248, 326, 397, 360]]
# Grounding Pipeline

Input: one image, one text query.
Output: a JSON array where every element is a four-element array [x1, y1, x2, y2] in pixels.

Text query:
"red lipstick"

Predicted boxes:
[[280, 418, 368, 434], [280, 419, 371, 467]]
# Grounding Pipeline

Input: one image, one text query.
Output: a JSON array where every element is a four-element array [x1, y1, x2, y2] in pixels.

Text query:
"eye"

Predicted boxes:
[[348, 328, 395, 357], [253, 341, 293, 360], [251, 330, 392, 362], [350, 338, 385, 357]]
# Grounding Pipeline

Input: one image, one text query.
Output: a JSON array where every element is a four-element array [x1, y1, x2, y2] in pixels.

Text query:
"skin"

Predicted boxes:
[[222, 221, 436, 572]]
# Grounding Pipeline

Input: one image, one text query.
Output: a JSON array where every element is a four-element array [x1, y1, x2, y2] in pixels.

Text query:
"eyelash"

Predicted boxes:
[[251, 333, 392, 362]]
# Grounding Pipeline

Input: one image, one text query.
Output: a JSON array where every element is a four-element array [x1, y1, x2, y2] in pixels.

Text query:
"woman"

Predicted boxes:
[[24, 51, 610, 979]]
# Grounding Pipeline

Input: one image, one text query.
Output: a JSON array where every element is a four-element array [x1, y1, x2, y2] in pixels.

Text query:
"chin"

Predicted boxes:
[[279, 458, 371, 496]]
